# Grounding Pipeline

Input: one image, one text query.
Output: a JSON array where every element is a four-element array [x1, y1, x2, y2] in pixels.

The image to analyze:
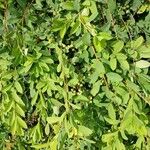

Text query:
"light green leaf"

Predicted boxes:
[[11, 90, 25, 106], [17, 116, 27, 129], [74, 95, 89, 102], [138, 45, 150, 58], [126, 80, 140, 92], [52, 19, 65, 32], [32, 143, 50, 149], [120, 130, 128, 140], [31, 91, 38, 106], [108, 103, 116, 120], [68, 78, 79, 86], [82, 32, 91, 46], [135, 60, 150, 68], [106, 72, 123, 83], [14, 81, 23, 94], [5, 100, 14, 113], [89, 1, 98, 22], [70, 20, 80, 35], [104, 117, 117, 125], [81, 8, 89, 16], [113, 40, 124, 53], [102, 132, 117, 143], [132, 36, 144, 49], [78, 125, 93, 137], [116, 53, 127, 60], [15, 104, 25, 117], [39, 62, 50, 72], [45, 124, 50, 135], [91, 80, 101, 96], [120, 60, 130, 70], [20, 63, 32, 74], [108, 0, 116, 13], [47, 117, 60, 124], [50, 138, 58, 150], [11, 119, 17, 135], [137, 4, 148, 14], [110, 57, 117, 70], [41, 57, 54, 64], [39, 92, 46, 108], [93, 36, 103, 52], [92, 59, 105, 75], [57, 64, 62, 72], [97, 32, 112, 41], [60, 25, 67, 40], [61, 2, 74, 10]]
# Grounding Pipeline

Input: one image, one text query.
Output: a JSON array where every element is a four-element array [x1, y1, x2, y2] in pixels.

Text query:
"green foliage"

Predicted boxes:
[[0, 0, 150, 149]]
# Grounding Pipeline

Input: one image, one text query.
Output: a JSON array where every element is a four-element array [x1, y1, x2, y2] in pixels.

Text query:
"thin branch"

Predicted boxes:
[[3, 0, 8, 33]]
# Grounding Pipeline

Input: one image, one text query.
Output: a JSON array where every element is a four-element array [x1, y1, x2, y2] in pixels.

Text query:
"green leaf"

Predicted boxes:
[[91, 80, 101, 96], [47, 117, 60, 124], [89, 1, 98, 22], [93, 36, 103, 52], [74, 95, 89, 102], [81, 8, 90, 16], [20, 63, 33, 74], [90, 71, 99, 84], [131, 36, 144, 49], [138, 45, 150, 58], [92, 59, 105, 75], [137, 4, 148, 14], [61, 2, 74, 10], [31, 92, 38, 106], [17, 0, 27, 8], [120, 130, 128, 140], [70, 20, 80, 35], [108, 103, 116, 120], [60, 25, 67, 40], [120, 60, 130, 70], [135, 60, 150, 68], [106, 72, 123, 83], [11, 119, 17, 135], [57, 64, 62, 72], [110, 57, 117, 70], [82, 32, 91, 46], [104, 117, 116, 125], [14, 81, 23, 94], [68, 78, 79, 86], [116, 53, 127, 60], [45, 124, 50, 135], [41, 57, 54, 64], [17, 116, 27, 129], [39, 91, 46, 108], [39, 62, 50, 72], [32, 143, 50, 149], [102, 132, 117, 143], [15, 104, 25, 117], [78, 125, 93, 137], [5, 100, 14, 113], [97, 32, 112, 41], [52, 19, 65, 32], [126, 80, 140, 92], [108, 0, 116, 13], [50, 138, 58, 150], [112, 40, 124, 53], [11, 90, 25, 106]]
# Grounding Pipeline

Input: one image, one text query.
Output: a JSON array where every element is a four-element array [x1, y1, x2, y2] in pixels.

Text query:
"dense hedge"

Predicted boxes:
[[0, 0, 150, 149]]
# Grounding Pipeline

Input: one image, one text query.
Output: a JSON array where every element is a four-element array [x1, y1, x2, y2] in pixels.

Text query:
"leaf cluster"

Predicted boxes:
[[0, 0, 150, 149]]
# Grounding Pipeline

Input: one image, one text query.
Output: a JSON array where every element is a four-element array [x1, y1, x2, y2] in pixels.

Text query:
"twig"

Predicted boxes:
[[3, 0, 8, 33]]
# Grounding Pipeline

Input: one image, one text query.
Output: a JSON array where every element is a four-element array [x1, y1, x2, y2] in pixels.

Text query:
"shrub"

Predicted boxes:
[[0, 0, 150, 149]]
